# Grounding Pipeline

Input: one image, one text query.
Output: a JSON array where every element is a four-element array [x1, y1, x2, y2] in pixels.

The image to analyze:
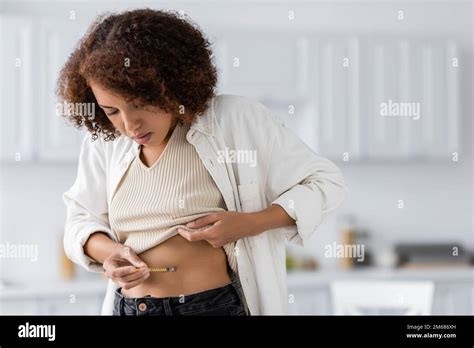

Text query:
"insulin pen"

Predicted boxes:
[[136, 266, 176, 272]]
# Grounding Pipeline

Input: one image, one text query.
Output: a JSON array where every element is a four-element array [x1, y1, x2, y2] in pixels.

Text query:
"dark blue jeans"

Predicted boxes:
[[113, 270, 250, 316]]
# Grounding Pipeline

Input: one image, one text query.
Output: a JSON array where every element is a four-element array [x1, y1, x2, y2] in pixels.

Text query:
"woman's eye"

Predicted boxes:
[[106, 110, 119, 116]]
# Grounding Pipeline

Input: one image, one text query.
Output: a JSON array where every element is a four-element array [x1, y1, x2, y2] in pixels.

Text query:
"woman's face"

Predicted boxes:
[[90, 81, 177, 148]]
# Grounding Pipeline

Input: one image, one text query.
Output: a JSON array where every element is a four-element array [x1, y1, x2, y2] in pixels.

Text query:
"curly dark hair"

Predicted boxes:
[[56, 8, 218, 141]]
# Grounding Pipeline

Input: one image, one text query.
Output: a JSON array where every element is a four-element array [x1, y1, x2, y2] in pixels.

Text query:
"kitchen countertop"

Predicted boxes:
[[287, 267, 474, 287], [0, 278, 108, 299]]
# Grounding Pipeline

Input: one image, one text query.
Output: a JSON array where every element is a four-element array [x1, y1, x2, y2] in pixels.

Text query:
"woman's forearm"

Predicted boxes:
[[84, 232, 125, 264], [251, 204, 296, 235]]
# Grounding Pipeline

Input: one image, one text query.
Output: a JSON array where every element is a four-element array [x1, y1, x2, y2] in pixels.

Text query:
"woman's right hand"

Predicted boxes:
[[103, 245, 151, 290]]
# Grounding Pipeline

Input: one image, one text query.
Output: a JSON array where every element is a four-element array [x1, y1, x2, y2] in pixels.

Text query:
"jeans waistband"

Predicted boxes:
[[114, 269, 250, 315], [116, 279, 235, 302]]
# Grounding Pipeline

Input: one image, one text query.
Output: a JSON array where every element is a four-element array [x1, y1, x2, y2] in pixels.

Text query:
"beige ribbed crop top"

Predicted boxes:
[[109, 123, 237, 274]]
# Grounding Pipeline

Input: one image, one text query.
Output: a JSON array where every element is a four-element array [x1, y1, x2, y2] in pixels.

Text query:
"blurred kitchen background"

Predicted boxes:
[[0, 0, 472, 315]]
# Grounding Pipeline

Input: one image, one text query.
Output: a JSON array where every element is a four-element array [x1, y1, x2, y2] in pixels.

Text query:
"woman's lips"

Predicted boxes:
[[133, 132, 152, 145]]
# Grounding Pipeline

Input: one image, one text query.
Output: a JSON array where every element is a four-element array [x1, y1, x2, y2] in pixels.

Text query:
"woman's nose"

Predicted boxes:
[[122, 114, 142, 132]]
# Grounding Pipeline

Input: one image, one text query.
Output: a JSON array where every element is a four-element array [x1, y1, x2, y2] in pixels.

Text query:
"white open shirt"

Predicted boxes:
[[62, 94, 347, 315]]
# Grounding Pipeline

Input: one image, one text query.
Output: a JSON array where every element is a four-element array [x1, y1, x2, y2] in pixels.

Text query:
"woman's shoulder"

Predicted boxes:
[[213, 94, 266, 115], [212, 94, 280, 127], [80, 130, 136, 164]]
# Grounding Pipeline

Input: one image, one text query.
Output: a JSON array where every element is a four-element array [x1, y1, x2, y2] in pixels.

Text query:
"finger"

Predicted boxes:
[[177, 227, 213, 242], [119, 268, 150, 283], [186, 214, 219, 229], [121, 247, 148, 268], [111, 265, 144, 279], [122, 274, 150, 290]]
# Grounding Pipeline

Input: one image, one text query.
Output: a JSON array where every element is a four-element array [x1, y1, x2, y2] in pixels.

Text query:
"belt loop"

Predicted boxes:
[[163, 298, 173, 315], [117, 288, 125, 316], [134, 298, 139, 316], [120, 296, 124, 316]]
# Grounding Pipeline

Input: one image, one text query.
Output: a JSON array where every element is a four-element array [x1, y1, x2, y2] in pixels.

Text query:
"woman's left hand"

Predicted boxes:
[[176, 212, 259, 248]]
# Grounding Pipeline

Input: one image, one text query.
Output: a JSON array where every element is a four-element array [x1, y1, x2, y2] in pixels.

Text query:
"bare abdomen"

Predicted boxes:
[[120, 234, 232, 298]]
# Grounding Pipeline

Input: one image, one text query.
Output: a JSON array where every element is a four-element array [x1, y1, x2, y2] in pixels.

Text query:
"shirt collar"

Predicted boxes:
[[189, 98, 215, 137]]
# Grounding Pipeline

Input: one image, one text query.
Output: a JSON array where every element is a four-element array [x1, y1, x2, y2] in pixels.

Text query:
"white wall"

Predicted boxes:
[[0, 164, 83, 283]]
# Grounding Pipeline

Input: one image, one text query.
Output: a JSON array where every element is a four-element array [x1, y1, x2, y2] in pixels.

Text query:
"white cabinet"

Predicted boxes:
[[304, 35, 461, 161], [0, 15, 35, 162], [37, 19, 88, 162], [0, 280, 106, 315], [1, 294, 104, 315], [0, 15, 87, 164], [287, 269, 473, 315], [365, 37, 460, 160], [214, 33, 306, 101], [306, 36, 362, 160], [1, 15, 462, 163], [288, 286, 331, 315]]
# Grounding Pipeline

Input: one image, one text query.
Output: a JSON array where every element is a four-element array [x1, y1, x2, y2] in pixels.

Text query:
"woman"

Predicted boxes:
[[59, 9, 347, 316]]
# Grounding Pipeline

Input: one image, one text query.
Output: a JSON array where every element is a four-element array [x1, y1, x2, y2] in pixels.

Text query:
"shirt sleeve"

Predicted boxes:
[[263, 108, 348, 247], [62, 132, 119, 272]]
